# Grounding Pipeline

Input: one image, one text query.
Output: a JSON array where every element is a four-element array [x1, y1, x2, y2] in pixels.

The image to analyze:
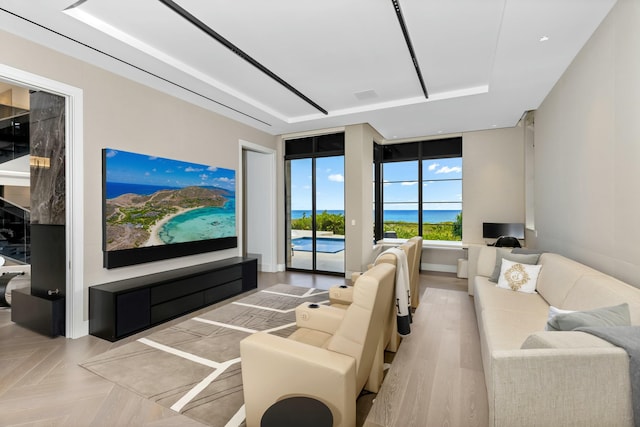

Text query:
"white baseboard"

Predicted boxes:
[[422, 263, 457, 274], [257, 262, 281, 273]]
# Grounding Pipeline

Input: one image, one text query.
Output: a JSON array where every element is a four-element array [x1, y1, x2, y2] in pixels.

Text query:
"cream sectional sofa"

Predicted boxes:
[[468, 245, 640, 427]]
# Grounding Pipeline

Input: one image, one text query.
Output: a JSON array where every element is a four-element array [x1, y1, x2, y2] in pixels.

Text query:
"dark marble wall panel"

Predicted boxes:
[[30, 91, 65, 225]]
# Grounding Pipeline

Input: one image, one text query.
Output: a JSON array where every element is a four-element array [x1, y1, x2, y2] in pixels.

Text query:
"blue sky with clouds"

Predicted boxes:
[[104, 149, 236, 192], [383, 157, 462, 209], [289, 156, 462, 211], [289, 156, 345, 210]]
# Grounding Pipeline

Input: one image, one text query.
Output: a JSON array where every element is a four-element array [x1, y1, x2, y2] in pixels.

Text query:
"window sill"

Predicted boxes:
[[376, 238, 467, 250]]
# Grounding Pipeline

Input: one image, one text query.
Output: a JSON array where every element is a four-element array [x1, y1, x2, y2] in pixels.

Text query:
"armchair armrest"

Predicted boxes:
[[329, 285, 354, 306], [240, 332, 357, 427], [295, 302, 346, 334]]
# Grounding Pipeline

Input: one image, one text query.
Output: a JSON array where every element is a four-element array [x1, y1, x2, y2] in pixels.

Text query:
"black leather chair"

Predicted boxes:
[[494, 236, 521, 248]]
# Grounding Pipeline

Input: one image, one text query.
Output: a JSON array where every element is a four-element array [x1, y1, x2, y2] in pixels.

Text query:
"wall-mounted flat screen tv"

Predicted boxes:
[[482, 222, 525, 240], [102, 148, 237, 268]]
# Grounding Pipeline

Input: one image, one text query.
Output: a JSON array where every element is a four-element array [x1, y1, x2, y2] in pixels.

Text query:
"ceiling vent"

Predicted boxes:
[[354, 90, 379, 101]]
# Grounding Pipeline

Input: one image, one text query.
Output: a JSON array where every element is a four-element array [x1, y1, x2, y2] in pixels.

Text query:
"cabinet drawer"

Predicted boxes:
[[150, 265, 242, 305], [151, 292, 204, 324], [204, 279, 243, 305]]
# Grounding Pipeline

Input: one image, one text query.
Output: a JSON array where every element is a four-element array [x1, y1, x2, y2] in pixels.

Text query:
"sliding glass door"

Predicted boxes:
[[285, 133, 345, 275]]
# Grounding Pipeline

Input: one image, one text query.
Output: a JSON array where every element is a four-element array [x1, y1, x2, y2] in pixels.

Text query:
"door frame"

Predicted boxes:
[[0, 63, 85, 338], [238, 140, 277, 272], [285, 155, 345, 275]]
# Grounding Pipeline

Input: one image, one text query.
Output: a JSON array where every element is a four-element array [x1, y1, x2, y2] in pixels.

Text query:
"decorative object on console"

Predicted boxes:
[[102, 148, 237, 268]]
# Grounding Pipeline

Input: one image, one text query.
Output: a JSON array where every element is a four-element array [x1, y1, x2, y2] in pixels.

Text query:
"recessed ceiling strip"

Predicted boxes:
[[0, 7, 272, 127], [158, 0, 329, 115], [390, 0, 428, 99]]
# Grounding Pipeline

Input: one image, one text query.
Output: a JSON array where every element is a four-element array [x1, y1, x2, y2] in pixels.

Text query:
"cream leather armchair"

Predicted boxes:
[[330, 238, 419, 356], [407, 236, 423, 309], [240, 263, 396, 427]]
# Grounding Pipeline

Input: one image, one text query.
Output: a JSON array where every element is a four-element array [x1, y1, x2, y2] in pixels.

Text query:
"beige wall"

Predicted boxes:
[[462, 126, 525, 245], [534, 0, 640, 288], [344, 124, 382, 276], [0, 29, 278, 319]]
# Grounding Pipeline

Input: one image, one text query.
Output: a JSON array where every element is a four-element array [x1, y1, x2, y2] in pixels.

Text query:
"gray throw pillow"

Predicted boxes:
[[489, 248, 541, 283], [546, 303, 631, 331]]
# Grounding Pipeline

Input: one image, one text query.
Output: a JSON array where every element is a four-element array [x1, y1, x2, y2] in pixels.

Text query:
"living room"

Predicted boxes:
[[0, 0, 638, 425]]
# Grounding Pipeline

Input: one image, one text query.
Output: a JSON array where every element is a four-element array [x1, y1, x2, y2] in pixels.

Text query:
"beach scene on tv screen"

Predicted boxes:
[[103, 149, 236, 251]]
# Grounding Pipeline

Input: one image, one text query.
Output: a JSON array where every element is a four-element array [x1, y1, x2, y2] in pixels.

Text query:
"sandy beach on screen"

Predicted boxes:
[[144, 206, 202, 246]]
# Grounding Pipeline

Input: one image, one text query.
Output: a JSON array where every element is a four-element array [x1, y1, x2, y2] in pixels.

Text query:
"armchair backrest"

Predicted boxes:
[[327, 262, 396, 393], [407, 236, 422, 274], [407, 236, 422, 307]]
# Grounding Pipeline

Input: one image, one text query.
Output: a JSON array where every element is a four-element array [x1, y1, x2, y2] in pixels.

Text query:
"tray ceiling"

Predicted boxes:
[[0, 0, 617, 139]]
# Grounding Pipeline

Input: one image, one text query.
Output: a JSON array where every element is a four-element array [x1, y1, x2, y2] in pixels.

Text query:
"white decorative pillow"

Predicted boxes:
[[547, 305, 575, 323], [545, 306, 576, 330], [496, 258, 542, 293]]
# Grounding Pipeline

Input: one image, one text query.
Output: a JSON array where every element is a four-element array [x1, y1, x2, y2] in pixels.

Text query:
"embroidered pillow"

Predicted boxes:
[[489, 248, 541, 283], [496, 258, 542, 293]]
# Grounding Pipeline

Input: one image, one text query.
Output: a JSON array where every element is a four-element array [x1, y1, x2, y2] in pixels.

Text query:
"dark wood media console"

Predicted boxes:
[[89, 257, 257, 341]]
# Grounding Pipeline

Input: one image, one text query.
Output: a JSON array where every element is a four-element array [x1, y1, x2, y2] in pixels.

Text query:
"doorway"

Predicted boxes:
[[240, 141, 277, 272], [0, 63, 84, 338], [285, 147, 345, 275]]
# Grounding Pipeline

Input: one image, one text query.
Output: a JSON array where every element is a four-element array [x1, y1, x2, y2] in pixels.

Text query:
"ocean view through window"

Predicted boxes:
[[285, 132, 345, 275], [373, 138, 463, 241]]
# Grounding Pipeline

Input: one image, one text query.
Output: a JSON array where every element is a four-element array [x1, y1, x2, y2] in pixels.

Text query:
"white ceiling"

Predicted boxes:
[[0, 0, 617, 140]]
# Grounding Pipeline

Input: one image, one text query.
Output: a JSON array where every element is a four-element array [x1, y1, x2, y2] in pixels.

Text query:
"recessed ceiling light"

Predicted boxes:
[[438, 130, 443, 134], [539, 35, 550, 42]]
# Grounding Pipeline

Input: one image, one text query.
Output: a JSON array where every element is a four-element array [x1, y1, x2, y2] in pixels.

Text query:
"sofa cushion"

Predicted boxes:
[[563, 275, 640, 325], [489, 248, 540, 282], [535, 253, 600, 308], [477, 246, 498, 277], [546, 303, 631, 331], [481, 308, 550, 352], [474, 276, 550, 315], [496, 259, 542, 293]]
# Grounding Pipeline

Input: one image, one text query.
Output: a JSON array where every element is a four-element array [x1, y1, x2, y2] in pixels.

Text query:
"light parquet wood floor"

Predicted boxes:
[[365, 273, 489, 427], [0, 271, 487, 427]]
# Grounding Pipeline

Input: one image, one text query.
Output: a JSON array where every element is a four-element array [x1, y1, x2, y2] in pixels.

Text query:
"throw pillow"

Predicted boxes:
[[544, 306, 576, 331], [496, 258, 542, 293], [546, 303, 631, 331], [489, 248, 541, 283]]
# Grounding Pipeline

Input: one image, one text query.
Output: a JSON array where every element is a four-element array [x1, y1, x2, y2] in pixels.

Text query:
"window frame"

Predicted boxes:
[[373, 137, 462, 241]]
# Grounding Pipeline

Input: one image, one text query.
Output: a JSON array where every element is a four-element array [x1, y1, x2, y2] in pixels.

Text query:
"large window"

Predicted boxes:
[[374, 138, 462, 241]]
